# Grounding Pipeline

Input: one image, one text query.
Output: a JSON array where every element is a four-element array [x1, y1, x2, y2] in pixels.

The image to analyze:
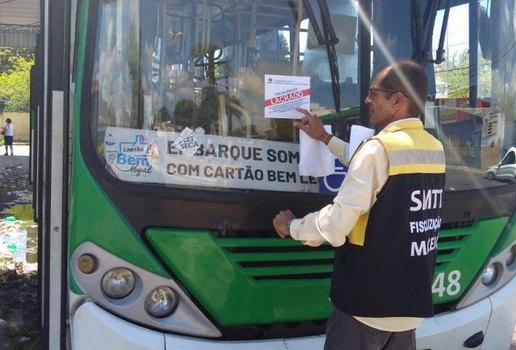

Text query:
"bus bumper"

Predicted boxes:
[[416, 275, 516, 350], [71, 302, 326, 350], [72, 302, 166, 350], [72, 276, 515, 350]]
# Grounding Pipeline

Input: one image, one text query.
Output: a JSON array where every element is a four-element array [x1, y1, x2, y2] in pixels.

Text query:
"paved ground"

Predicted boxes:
[[1, 144, 30, 158]]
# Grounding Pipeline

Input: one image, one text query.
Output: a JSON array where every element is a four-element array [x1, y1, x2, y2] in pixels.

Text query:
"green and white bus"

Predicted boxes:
[[33, 0, 515, 349]]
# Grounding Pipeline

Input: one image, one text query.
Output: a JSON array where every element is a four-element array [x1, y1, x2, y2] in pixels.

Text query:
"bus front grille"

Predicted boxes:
[[214, 226, 473, 282], [435, 228, 471, 269], [215, 236, 334, 281]]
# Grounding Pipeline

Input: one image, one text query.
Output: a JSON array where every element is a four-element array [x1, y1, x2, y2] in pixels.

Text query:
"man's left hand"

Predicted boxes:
[[273, 210, 296, 238]]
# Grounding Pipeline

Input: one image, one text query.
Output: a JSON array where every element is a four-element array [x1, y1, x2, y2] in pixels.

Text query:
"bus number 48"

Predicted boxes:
[[432, 270, 461, 297]]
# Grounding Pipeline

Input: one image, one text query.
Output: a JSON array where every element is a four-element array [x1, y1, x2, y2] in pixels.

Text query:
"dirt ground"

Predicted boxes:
[[0, 146, 41, 350]]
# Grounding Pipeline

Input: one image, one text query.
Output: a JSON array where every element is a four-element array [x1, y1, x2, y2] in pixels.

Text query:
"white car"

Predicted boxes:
[[484, 147, 516, 183]]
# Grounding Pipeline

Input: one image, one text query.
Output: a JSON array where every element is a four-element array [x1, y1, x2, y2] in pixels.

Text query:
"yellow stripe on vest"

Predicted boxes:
[[348, 213, 369, 246], [390, 163, 446, 175]]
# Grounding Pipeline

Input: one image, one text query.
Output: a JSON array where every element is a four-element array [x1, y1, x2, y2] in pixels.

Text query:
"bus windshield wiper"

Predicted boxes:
[[412, 0, 450, 64], [303, 0, 341, 112]]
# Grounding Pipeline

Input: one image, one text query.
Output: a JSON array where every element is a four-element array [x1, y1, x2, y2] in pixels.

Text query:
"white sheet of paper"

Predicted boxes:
[[299, 125, 335, 177], [349, 125, 375, 158]]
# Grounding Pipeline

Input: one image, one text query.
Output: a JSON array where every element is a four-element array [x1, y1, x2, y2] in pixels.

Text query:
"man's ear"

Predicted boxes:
[[392, 92, 408, 112], [393, 92, 403, 105]]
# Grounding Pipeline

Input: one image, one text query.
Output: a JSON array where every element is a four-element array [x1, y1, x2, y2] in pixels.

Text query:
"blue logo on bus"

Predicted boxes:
[[319, 159, 347, 193]]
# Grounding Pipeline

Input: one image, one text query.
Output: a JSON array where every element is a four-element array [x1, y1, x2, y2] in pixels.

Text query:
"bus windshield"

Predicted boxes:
[[90, 0, 359, 192], [89, 0, 516, 194]]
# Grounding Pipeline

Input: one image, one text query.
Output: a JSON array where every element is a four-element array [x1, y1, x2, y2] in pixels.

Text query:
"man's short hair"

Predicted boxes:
[[379, 60, 428, 116]]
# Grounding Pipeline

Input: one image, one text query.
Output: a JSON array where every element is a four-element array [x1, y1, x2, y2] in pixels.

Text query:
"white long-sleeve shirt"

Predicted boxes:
[[289, 118, 423, 331]]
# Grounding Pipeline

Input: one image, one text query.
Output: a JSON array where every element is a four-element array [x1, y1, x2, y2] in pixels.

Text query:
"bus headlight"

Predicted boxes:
[[480, 264, 498, 285], [101, 268, 136, 299], [457, 244, 516, 309], [71, 242, 221, 337], [145, 286, 178, 318]]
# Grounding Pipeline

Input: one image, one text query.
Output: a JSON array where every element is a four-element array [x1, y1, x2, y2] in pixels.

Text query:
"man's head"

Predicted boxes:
[[365, 60, 428, 128], [6, 118, 11, 124]]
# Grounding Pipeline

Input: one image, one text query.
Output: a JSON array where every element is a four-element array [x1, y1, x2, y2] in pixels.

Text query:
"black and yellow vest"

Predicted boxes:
[[330, 119, 446, 318]]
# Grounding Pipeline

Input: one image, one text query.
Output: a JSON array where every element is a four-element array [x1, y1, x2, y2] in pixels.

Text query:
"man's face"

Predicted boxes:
[[364, 71, 396, 128]]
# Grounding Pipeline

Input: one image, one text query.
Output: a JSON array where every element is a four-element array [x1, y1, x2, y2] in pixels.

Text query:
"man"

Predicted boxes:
[[273, 59, 445, 350]]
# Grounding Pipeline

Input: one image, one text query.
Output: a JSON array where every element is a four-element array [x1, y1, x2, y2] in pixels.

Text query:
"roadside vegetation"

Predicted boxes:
[[0, 48, 34, 113]]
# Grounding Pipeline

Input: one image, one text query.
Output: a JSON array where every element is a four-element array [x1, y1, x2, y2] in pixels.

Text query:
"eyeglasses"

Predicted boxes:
[[368, 87, 398, 98]]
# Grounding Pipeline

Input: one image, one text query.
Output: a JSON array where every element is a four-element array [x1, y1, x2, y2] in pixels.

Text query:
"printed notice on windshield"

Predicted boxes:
[[264, 75, 310, 119]]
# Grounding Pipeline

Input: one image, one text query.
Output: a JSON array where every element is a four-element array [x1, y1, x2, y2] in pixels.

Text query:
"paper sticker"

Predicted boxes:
[[172, 127, 205, 156]]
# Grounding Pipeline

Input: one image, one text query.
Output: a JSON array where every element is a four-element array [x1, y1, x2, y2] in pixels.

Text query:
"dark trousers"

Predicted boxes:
[[324, 308, 416, 350]]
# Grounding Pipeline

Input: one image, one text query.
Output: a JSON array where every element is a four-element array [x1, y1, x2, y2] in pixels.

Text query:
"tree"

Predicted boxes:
[[436, 50, 469, 98], [0, 47, 34, 74], [434, 49, 492, 99], [0, 55, 34, 112]]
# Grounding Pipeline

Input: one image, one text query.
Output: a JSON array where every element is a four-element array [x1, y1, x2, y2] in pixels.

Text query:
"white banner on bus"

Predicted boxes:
[[104, 127, 320, 192]]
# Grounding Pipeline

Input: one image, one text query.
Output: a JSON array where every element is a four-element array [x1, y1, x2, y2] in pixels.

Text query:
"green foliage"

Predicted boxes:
[[435, 50, 492, 99], [7, 205, 34, 221], [448, 52, 469, 98], [497, 87, 516, 121], [0, 55, 34, 112], [0, 48, 34, 73]]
